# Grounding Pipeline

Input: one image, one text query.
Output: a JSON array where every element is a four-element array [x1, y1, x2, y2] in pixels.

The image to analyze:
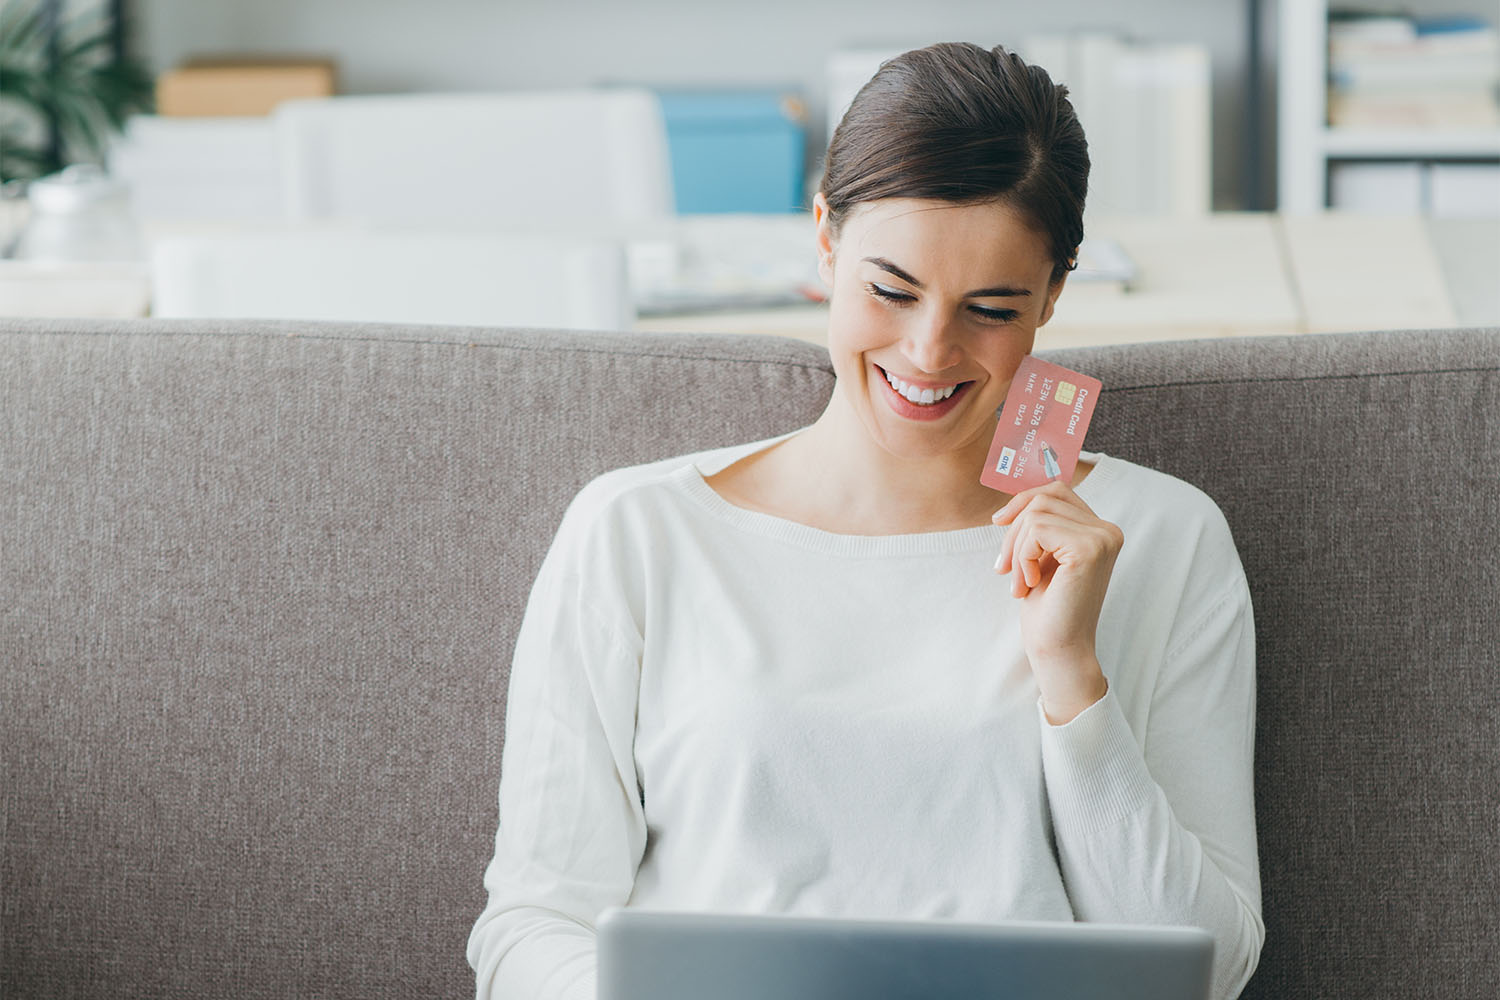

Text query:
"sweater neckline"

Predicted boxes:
[[669, 437, 1122, 558]]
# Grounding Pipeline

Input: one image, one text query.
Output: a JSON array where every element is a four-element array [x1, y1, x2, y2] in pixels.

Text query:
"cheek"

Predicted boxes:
[[978, 339, 1032, 385], [830, 290, 892, 350]]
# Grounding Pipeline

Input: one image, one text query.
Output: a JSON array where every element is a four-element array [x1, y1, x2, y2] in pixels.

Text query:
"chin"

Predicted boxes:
[[869, 415, 994, 465]]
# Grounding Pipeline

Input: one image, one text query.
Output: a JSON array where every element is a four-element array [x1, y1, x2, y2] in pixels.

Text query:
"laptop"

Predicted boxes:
[[596, 908, 1214, 1000]]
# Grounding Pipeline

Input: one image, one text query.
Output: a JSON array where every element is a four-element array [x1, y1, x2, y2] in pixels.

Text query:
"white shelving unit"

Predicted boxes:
[[1277, 0, 1500, 213]]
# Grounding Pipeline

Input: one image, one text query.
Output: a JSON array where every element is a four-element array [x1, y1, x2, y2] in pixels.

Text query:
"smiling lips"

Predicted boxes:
[[883, 368, 960, 404], [875, 365, 972, 420]]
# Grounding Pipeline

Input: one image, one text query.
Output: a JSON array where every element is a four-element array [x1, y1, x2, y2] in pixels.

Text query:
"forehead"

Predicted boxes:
[[838, 198, 1053, 284]]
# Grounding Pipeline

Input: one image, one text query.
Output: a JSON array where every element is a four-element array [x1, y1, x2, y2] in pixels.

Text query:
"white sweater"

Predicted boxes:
[[468, 434, 1264, 1000]]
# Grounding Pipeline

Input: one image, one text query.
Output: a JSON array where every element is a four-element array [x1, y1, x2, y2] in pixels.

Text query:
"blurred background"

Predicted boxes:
[[2, 0, 1497, 343]]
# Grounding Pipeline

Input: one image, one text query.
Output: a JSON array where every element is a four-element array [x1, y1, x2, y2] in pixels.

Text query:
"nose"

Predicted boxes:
[[900, 310, 965, 375]]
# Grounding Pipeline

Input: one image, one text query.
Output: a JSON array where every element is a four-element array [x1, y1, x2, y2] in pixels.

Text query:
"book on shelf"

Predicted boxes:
[[1328, 90, 1499, 130], [1022, 32, 1211, 217], [1327, 10, 1500, 129], [827, 36, 1211, 218]]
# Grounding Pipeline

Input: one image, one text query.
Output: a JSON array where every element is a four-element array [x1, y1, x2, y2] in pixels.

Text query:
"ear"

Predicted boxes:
[[1038, 270, 1069, 327], [813, 192, 836, 290]]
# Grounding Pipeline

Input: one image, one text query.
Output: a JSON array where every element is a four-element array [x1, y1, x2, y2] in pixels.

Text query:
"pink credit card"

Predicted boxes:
[[980, 355, 1102, 493]]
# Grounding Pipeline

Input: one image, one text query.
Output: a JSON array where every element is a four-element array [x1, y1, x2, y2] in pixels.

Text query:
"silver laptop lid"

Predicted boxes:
[[597, 908, 1213, 1000]]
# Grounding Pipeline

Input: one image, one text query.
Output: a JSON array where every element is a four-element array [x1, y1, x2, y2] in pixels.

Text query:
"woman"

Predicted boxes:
[[469, 42, 1263, 1000]]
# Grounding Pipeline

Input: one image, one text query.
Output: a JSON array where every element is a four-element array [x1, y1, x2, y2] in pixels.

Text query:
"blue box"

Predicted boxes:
[[654, 90, 807, 214]]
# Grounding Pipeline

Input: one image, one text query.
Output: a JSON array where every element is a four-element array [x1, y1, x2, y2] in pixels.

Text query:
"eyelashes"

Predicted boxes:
[[865, 282, 1020, 324]]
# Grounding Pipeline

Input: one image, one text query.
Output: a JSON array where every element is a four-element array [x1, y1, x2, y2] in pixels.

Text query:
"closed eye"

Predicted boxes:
[[867, 282, 915, 304], [866, 282, 1020, 324], [970, 305, 1021, 323]]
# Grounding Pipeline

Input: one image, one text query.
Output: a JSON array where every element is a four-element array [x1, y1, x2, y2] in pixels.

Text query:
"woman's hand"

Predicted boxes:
[[992, 480, 1124, 725]]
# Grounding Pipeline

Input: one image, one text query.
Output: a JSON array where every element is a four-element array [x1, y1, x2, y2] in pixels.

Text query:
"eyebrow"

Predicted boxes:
[[862, 256, 1033, 298]]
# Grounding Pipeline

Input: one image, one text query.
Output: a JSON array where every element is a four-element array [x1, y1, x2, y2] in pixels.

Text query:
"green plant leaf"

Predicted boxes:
[[0, 4, 49, 57], [0, 0, 154, 181]]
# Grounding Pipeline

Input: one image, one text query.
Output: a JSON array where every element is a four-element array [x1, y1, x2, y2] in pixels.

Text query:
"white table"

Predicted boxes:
[[3, 210, 1493, 346], [636, 212, 1494, 347]]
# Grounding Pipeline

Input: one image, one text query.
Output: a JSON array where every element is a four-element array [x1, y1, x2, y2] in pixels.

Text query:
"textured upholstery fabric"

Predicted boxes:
[[1042, 329, 1500, 1000], [1, 319, 833, 999], [3, 319, 1497, 999]]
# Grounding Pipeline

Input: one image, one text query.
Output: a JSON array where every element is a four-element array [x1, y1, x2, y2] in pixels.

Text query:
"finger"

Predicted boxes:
[[997, 488, 1109, 593], [1024, 515, 1124, 584], [1024, 484, 1098, 521], [995, 514, 1016, 575], [1005, 518, 1040, 597], [998, 497, 1088, 574], [1027, 551, 1059, 594], [1013, 497, 1106, 544], [1016, 510, 1098, 584], [995, 501, 1044, 575], [992, 490, 1034, 526], [992, 484, 1046, 525], [1016, 528, 1048, 589], [998, 504, 1058, 590], [992, 479, 1090, 526]]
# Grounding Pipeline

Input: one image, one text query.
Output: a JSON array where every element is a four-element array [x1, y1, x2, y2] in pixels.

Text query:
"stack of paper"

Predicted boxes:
[[1022, 33, 1212, 218], [1328, 12, 1500, 129]]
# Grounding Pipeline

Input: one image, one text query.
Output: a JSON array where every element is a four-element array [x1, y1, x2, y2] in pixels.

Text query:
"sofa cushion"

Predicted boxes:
[[3, 319, 1497, 999], [1045, 328, 1500, 999], [0, 319, 834, 999]]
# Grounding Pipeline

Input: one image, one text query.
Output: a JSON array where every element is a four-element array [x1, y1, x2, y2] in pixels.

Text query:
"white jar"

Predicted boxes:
[[12, 164, 143, 263]]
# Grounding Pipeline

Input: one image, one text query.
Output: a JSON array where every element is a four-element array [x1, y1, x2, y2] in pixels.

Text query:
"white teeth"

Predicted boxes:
[[883, 369, 959, 405]]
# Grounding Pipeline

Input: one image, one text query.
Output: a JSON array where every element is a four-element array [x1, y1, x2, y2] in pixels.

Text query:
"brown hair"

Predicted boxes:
[[819, 42, 1089, 286]]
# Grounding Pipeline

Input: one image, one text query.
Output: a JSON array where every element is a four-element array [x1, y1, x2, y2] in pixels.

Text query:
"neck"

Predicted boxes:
[[788, 387, 1007, 534]]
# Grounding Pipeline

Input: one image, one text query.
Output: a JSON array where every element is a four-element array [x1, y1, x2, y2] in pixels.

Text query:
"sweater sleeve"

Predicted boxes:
[[467, 506, 647, 1000], [1037, 577, 1263, 1000]]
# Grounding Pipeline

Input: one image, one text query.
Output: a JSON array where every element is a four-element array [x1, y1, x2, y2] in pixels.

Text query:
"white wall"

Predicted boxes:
[[128, 0, 1500, 211], [130, 0, 1253, 208]]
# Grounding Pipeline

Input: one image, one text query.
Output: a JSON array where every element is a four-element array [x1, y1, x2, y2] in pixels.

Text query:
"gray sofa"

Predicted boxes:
[[3, 317, 1496, 999]]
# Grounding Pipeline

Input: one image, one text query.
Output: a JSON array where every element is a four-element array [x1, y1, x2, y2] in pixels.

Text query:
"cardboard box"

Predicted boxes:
[[156, 58, 337, 117]]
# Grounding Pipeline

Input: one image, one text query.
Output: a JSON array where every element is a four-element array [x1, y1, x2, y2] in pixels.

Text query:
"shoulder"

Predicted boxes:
[[548, 433, 794, 558], [564, 435, 782, 524], [1086, 456, 1255, 692], [526, 436, 793, 629], [562, 454, 695, 528], [1087, 453, 1237, 545], [1086, 453, 1249, 602]]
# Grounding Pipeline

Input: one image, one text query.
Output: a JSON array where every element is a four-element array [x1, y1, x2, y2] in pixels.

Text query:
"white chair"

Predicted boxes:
[[108, 115, 283, 222], [149, 226, 631, 330], [271, 89, 675, 227]]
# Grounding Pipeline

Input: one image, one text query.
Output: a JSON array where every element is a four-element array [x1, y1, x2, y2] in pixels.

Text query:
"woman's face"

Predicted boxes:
[[814, 194, 1067, 465]]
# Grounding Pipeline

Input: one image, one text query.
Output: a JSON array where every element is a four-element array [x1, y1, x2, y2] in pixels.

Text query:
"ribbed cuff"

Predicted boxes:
[[1036, 687, 1159, 835]]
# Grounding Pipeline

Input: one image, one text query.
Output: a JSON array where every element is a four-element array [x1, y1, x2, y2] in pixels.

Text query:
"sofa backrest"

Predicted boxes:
[[3, 320, 1496, 999], [0, 320, 831, 998], [1043, 328, 1500, 999]]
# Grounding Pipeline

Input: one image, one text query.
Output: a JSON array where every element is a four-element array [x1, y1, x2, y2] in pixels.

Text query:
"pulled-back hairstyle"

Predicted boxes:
[[819, 42, 1089, 286]]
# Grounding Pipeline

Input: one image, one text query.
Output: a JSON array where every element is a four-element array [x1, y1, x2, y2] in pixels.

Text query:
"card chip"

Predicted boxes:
[[1055, 381, 1076, 406]]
